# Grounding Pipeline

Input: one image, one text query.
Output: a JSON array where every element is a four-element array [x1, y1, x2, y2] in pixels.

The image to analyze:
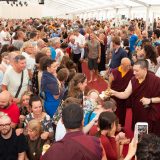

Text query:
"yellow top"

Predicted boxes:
[[118, 66, 127, 78]]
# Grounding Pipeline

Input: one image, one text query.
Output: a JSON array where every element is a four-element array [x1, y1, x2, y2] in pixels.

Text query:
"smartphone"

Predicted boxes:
[[134, 122, 148, 142]]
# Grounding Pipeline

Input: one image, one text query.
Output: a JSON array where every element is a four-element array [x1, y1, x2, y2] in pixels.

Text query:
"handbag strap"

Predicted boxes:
[[15, 71, 24, 98]]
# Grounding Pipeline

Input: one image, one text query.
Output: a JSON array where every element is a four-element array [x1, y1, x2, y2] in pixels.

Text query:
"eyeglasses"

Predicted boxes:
[[0, 123, 11, 128]]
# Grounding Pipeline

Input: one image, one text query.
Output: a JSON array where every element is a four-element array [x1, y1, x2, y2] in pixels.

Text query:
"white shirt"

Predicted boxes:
[[55, 119, 66, 141], [22, 52, 35, 71], [55, 48, 64, 63], [0, 30, 11, 45], [75, 33, 86, 59], [156, 67, 160, 78], [2, 67, 29, 98]]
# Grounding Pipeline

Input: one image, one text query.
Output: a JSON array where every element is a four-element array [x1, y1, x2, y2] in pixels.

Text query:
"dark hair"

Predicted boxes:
[[40, 58, 56, 71], [35, 52, 46, 64], [103, 99, 117, 112], [112, 36, 121, 45], [62, 97, 82, 108], [29, 95, 42, 107], [96, 112, 117, 137], [30, 32, 37, 39], [60, 42, 68, 49], [62, 103, 83, 129], [68, 73, 86, 98], [143, 44, 157, 65], [153, 29, 160, 38], [57, 68, 69, 82], [136, 134, 160, 160], [0, 44, 9, 54], [134, 59, 148, 69]]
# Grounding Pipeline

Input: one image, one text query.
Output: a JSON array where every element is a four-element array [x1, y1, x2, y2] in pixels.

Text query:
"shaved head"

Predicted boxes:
[[0, 91, 11, 102], [121, 58, 131, 71], [0, 91, 11, 109], [121, 58, 131, 65]]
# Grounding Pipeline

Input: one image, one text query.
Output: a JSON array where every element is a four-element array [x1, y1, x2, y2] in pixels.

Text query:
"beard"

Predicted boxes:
[[1, 127, 12, 136], [1, 103, 10, 109]]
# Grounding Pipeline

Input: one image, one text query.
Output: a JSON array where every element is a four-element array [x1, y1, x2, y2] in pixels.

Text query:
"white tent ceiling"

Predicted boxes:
[[0, 0, 160, 18], [30, 0, 160, 15]]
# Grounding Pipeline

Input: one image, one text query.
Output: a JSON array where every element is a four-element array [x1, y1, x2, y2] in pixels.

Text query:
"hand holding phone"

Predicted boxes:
[[134, 122, 148, 142]]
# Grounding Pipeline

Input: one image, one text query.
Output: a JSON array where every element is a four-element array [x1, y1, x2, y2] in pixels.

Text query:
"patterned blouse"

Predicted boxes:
[[25, 113, 53, 133]]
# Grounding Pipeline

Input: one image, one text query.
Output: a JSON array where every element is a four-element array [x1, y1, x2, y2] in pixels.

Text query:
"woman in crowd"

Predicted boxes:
[[41, 58, 63, 117], [25, 95, 53, 140], [68, 73, 87, 102], [143, 44, 158, 73], [26, 119, 50, 160], [96, 111, 118, 160], [19, 91, 32, 128]]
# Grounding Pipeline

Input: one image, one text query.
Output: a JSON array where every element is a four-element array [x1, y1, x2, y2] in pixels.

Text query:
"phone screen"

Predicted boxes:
[[137, 125, 148, 141]]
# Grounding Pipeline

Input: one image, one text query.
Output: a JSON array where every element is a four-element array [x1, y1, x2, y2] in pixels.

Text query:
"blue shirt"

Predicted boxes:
[[49, 47, 56, 60], [110, 47, 127, 69], [129, 34, 138, 53]]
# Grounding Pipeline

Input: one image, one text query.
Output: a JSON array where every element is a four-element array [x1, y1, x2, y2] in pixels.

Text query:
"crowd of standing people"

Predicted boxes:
[[0, 17, 160, 160]]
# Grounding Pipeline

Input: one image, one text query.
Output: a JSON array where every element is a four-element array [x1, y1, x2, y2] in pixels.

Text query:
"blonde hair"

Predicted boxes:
[[20, 91, 33, 105], [20, 41, 33, 53], [28, 119, 42, 135], [41, 47, 50, 55]]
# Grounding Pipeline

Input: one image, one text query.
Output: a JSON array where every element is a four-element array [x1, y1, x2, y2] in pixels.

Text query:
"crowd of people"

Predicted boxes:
[[0, 17, 160, 160]]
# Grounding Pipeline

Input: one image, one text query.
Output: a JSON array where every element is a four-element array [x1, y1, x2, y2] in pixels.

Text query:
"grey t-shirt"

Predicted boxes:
[[86, 40, 100, 59]]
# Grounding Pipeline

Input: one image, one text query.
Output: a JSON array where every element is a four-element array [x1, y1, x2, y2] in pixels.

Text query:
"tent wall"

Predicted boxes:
[[0, 5, 43, 19]]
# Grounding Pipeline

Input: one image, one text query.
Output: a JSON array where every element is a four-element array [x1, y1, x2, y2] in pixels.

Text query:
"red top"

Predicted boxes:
[[0, 103, 20, 124], [89, 125, 118, 160], [100, 135, 118, 160]]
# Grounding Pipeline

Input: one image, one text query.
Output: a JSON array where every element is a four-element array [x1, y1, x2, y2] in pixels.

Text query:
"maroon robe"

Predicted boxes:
[[42, 131, 102, 160], [111, 68, 134, 126], [131, 71, 160, 136]]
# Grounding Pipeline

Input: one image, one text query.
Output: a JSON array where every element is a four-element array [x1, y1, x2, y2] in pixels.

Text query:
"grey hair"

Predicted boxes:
[[49, 37, 61, 46], [14, 55, 25, 63], [134, 59, 148, 69]]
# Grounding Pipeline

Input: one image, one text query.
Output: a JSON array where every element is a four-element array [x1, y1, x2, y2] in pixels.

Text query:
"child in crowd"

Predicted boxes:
[[83, 89, 100, 115]]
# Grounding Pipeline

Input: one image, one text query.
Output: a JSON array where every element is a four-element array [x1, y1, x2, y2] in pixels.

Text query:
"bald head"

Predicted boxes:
[[121, 58, 131, 65], [121, 58, 131, 71], [0, 91, 11, 109], [0, 114, 11, 124]]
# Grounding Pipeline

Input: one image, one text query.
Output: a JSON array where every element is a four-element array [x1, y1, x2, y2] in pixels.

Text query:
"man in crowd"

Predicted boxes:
[[110, 60, 160, 136], [0, 114, 28, 160], [73, 28, 86, 72], [42, 103, 106, 160], [2, 54, 29, 103], [109, 36, 127, 69], [0, 90, 20, 128], [109, 57, 133, 126], [128, 25, 138, 53], [86, 32, 101, 82]]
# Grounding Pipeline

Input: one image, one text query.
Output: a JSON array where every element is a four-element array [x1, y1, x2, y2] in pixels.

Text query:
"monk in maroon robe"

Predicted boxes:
[[109, 58, 133, 126], [42, 104, 106, 160], [110, 60, 160, 136]]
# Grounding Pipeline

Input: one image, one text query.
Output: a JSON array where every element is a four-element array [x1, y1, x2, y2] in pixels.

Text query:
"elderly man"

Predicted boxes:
[[2, 54, 29, 102], [0, 114, 27, 160], [110, 60, 160, 136], [0, 90, 20, 128], [42, 103, 106, 160], [109, 58, 133, 126]]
